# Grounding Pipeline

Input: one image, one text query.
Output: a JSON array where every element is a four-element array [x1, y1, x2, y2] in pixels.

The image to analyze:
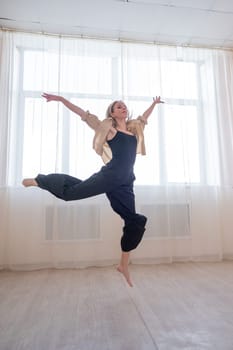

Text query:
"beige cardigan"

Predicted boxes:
[[81, 111, 148, 164]]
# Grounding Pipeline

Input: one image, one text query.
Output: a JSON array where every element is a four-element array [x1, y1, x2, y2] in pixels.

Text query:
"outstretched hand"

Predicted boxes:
[[42, 92, 62, 102], [153, 96, 164, 104]]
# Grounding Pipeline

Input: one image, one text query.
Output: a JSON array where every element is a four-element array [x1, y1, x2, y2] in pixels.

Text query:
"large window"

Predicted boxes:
[[15, 44, 205, 186]]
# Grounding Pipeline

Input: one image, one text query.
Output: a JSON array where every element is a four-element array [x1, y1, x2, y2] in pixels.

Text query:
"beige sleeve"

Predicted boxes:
[[127, 117, 147, 133], [81, 111, 101, 130], [137, 115, 148, 130]]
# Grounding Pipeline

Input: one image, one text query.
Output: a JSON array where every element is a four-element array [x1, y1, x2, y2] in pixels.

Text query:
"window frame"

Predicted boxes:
[[15, 46, 207, 186]]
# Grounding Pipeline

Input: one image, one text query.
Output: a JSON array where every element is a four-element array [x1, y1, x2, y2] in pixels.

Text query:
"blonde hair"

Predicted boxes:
[[105, 100, 129, 128], [106, 101, 118, 117]]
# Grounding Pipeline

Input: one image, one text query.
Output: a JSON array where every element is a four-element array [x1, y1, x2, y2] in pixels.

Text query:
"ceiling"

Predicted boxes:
[[1, 0, 233, 49]]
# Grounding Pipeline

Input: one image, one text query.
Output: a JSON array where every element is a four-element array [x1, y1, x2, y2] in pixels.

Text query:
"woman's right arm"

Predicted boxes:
[[42, 92, 86, 119], [42, 92, 101, 130]]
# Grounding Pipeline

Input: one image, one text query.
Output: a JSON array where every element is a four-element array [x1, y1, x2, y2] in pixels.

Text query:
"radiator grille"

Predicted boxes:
[[140, 203, 190, 238], [45, 204, 100, 240]]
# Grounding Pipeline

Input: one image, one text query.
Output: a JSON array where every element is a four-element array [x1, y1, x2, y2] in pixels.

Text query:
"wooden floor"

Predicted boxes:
[[1, 261, 233, 350]]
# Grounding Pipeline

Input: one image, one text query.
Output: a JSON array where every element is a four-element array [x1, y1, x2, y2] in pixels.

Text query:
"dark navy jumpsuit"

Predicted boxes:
[[35, 130, 147, 252]]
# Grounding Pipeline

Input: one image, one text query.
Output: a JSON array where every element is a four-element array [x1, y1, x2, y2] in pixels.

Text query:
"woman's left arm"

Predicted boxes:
[[142, 96, 164, 122]]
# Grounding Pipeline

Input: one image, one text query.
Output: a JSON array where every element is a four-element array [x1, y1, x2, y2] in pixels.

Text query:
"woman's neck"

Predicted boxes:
[[116, 120, 127, 130]]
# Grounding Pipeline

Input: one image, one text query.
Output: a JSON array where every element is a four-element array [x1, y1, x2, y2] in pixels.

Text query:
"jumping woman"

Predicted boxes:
[[22, 93, 164, 286]]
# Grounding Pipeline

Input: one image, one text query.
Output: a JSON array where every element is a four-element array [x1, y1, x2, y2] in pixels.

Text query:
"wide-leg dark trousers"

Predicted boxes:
[[35, 173, 147, 252]]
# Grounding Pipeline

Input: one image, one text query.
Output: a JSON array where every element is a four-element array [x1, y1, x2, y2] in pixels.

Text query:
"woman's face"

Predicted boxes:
[[111, 101, 128, 120]]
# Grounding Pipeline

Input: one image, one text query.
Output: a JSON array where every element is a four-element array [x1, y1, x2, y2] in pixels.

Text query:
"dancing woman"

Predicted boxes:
[[22, 93, 164, 286]]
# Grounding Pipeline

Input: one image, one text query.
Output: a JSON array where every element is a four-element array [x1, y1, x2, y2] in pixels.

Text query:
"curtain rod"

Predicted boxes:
[[1, 26, 233, 52]]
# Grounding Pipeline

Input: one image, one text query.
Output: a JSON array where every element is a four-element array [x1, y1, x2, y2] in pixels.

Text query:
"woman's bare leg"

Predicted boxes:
[[117, 251, 133, 287], [22, 178, 38, 187]]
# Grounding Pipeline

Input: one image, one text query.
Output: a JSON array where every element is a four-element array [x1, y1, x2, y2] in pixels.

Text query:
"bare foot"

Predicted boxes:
[[117, 264, 133, 287], [22, 178, 38, 187]]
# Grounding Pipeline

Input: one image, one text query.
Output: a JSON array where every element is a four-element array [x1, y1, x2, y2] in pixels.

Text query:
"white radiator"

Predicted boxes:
[[140, 203, 190, 238], [45, 204, 100, 241]]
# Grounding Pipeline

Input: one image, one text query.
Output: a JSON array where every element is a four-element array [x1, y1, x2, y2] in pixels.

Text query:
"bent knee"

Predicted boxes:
[[121, 215, 147, 251]]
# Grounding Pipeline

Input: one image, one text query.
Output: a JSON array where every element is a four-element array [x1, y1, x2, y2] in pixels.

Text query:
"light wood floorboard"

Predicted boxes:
[[1, 261, 233, 350]]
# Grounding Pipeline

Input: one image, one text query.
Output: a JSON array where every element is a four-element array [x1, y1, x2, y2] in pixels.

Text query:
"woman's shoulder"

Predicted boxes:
[[127, 116, 147, 125], [126, 116, 147, 133]]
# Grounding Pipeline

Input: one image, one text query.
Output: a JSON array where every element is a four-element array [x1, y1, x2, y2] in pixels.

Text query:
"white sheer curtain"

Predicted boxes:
[[1, 30, 233, 270]]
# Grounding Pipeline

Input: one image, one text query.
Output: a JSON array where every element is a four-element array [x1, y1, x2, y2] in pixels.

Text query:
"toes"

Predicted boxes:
[[117, 265, 133, 287]]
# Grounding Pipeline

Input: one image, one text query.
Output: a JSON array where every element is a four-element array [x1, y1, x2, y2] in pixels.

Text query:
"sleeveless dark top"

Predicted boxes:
[[100, 131, 137, 185]]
